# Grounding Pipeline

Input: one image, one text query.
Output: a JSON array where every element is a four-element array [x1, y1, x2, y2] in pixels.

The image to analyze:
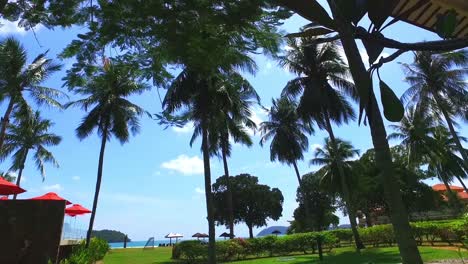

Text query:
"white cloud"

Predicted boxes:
[[43, 184, 63, 192], [153, 171, 161, 176], [195, 187, 205, 194], [172, 122, 193, 134], [161, 155, 204, 175], [0, 19, 42, 35], [311, 144, 322, 151], [247, 106, 268, 136], [72, 176, 80, 181]]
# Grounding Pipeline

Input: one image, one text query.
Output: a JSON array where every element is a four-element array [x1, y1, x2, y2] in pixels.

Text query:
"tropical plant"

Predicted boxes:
[[401, 50, 468, 171], [65, 59, 149, 247], [1, 109, 61, 199], [0, 37, 63, 153], [280, 37, 364, 250], [0, 171, 16, 182]]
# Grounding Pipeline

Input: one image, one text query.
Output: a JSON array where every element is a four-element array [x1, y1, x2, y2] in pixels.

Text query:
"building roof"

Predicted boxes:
[[432, 183, 464, 192], [459, 192, 468, 200], [391, 0, 468, 38]]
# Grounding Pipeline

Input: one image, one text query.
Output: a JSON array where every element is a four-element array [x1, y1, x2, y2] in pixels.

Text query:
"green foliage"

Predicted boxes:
[[379, 80, 404, 122], [61, 238, 109, 264], [91, 229, 130, 243], [172, 240, 207, 263]]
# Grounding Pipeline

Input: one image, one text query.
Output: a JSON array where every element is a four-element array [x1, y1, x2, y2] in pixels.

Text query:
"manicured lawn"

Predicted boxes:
[[103, 246, 467, 264]]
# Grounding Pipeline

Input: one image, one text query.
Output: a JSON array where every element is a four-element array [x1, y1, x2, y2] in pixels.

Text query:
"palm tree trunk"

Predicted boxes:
[[13, 151, 28, 200], [292, 161, 302, 185], [434, 94, 468, 172], [454, 175, 468, 193], [293, 161, 315, 232], [221, 140, 235, 239], [86, 123, 109, 247], [202, 123, 216, 264], [328, 2, 422, 262], [324, 116, 364, 251], [0, 97, 15, 153]]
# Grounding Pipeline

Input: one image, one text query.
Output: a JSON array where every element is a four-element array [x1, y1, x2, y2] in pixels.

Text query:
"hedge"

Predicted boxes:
[[60, 238, 110, 264], [173, 218, 467, 263]]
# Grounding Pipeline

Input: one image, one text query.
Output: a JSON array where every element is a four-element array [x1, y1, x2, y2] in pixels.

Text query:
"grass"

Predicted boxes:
[[103, 246, 468, 264]]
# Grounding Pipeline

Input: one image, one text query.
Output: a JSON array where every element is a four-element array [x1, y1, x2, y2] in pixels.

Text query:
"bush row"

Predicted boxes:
[[173, 218, 467, 263], [60, 238, 110, 264]]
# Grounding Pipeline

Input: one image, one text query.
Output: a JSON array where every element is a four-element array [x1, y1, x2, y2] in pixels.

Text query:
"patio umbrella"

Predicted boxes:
[[65, 204, 91, 216], [0, 177, 25, 195], [192, 233, 209, 240], [165, 233, 183, 245], [219, 232, 231, 240], [271, 230, 282, 236], [0, 196, 8, 200], [30, 192, 72, 205]]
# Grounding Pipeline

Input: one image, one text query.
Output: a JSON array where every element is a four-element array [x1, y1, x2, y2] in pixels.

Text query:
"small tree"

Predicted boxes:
[[212, 174, 284, 239]]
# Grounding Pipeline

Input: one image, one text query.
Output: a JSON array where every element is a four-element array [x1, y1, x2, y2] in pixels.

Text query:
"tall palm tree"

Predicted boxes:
[[401, 50, 468, 171], [207, 73, 259, 239], [65, 60, 149, 247], [1, 109, 61, 199], [279, 37, 364, 250], [311, 138, 363, 247], [260, 97, 313, 185], [0, 37, 64, 152]]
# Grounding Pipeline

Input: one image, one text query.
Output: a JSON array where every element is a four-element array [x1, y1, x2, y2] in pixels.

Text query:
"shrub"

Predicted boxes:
[[173, 240, 207, 263], [60, 238, 109, 264]]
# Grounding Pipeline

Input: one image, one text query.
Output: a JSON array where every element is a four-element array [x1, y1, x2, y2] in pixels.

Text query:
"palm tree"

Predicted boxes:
[[279, 38, 364, 250], [0, 37, 64, 152], [207, 73, 259, 239], [1, 109, 61, 199], [65, 60, 149, 247], [401, 50, 468, 171], [311, 138, 363, 248], [260, 97, 313, 185]]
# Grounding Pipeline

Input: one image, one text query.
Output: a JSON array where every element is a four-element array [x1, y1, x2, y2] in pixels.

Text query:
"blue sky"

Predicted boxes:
[[0, 6, 467, 241]]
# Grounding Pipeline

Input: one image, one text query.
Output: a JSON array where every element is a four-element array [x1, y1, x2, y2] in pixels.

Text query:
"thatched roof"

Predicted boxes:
[[392, 0, 468, 37]]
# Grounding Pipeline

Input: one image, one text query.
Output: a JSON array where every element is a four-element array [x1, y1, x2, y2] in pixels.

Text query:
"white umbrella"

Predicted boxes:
[[165, 233, 184, 245]]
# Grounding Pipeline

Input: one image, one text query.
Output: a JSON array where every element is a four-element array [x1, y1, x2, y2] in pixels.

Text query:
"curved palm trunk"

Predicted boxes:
[[434, 94, 468, 172], [0, 98, 16, 153], [328, 2, 423, 262], [202, 123, 216, 264], [324, 116, 364, 251], [13, 150, 28, 200], [293, 161, 314, 233], [86, 123, 109, 247], [221, 140, 235, 239], [454, 175, 468, 193]]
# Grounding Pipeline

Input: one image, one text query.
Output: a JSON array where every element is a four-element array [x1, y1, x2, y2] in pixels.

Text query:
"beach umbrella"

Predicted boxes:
[[272, 230, 282, 236], [65, 204, 91, 216], [165, 233, 183, 245], [30, 192, 72, 205], [0, 177, 26, 195], [219, 232, 231, 240], [192, 233, 209, 240]]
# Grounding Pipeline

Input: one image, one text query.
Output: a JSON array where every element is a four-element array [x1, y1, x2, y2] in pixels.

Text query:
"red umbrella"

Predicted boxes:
[[0, 196, 8, 200], [30, 192, 72, 205], [65, 204, 91, 216], [0, 177, 26, 195]]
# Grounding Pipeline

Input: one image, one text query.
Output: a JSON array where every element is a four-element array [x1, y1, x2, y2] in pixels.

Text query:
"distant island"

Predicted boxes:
[[92, 229, 131, 243], [256, 226, 288, 237]]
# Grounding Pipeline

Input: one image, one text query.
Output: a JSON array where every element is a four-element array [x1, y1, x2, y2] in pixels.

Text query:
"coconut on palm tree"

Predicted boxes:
[[401, 50, 468, 171], [1, 109, 61, 199], [279, 37, 364, 250], [0, 37, 64, 153], [65, 59, 149, 247]]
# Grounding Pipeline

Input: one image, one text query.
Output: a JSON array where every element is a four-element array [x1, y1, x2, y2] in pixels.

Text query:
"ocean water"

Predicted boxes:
[[109, 239, 185, 248]]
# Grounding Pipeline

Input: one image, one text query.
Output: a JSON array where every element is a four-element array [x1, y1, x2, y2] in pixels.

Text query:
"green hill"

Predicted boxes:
[[92, 229, 131, 243]]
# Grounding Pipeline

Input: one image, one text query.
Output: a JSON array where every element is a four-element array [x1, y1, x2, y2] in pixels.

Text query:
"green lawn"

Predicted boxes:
[[103, 246, 467, 264]]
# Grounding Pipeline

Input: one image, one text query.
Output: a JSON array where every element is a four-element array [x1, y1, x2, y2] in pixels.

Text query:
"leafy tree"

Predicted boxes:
[[212, 174, 283, 239], [91, 229, 130, 243], [65, 59, 149, 247], [279, 36, 363, 249], [0, 37, 63, 153], [289, 172, 338, 233], [0, 171, 16, 182], [2, 109, 61, 199], [271, 0, 468, 260], [401, 50, 468, 171]]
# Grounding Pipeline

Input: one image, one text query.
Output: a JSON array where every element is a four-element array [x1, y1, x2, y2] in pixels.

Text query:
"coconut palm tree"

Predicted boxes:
[[1, 109, 61, 199], [208, 73, 259, 239], [401, 50, 468, 171], [279, 37, 364, 250], [0, 37, 64, 152], [260, 97, 313, 185], [65, 59, 149, 247]]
